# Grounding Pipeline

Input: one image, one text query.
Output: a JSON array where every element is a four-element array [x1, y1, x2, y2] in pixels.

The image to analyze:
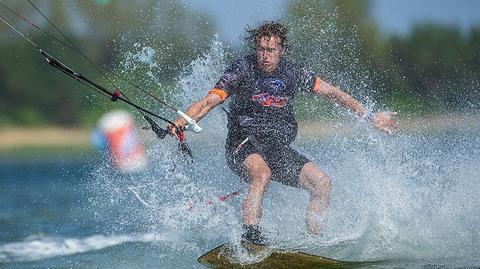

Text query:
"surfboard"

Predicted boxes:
[[198, 242, 361, 269]]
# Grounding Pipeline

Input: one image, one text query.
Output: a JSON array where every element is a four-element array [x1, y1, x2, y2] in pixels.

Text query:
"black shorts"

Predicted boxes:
[[225, 139, 310, 187]]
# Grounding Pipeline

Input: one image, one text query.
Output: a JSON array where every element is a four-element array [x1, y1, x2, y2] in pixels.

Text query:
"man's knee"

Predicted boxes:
[[300, 162, 331, 195], [251, 168, 272, 187], [311, 174, 331, 195]]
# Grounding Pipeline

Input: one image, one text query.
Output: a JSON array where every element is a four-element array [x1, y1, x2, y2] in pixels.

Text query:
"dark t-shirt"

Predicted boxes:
[[214, 55, 317, 148]]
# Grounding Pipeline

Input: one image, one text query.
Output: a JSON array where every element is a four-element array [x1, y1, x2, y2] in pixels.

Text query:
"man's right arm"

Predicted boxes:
[[168, 57, 243, 134], [168, 93, 224, 134]]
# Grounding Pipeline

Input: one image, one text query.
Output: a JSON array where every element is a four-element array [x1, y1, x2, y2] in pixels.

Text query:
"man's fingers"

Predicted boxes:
[[376, 121, 393, 134], [382, 126, 392, 135], [373, 112, 398, 134], [167, 124, 177, 136], [385, 112, 398, 128]]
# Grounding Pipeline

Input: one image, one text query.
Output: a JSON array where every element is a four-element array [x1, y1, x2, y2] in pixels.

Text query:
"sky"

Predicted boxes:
[[187, 0, 480, 43], [186, 0, 289, 44], [372, 0, 480, 36]]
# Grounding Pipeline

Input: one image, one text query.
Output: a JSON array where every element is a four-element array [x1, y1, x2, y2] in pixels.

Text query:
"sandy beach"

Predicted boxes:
[[0, 127, 90, 151]]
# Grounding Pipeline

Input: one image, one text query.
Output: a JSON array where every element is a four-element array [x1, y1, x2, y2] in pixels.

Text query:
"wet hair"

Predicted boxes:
[[245, 21, 288, 50]]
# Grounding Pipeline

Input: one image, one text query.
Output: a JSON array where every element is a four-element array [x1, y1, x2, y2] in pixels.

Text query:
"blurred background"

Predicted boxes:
[[1, 0, 479, 135], [0, 0, 479, 268]]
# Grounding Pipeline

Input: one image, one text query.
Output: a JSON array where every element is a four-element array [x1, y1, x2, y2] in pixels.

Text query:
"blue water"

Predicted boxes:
[[1, 125, 480, 268]]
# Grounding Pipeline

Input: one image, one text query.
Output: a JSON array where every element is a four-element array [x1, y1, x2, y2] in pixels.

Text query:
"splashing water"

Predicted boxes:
[[122, 44, 160, 82], [85, 38, 480, 268], [87, 38, 242, 255], [0, 2, 476, 268], [0, 32, 477, 269], [83, 10, 480, 268]]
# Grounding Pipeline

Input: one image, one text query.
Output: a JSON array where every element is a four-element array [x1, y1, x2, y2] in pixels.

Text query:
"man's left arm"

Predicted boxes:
[[313, 77, 397, 134]]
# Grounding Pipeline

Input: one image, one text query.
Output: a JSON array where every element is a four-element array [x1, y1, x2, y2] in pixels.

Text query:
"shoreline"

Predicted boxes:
[[1, 113, 478, 152], [0, 127, 90, 152], [298, 112, 480, 138]]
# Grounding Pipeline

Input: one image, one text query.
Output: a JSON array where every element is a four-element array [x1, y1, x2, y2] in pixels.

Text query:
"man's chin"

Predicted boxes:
[[259, 64, 275, 73]]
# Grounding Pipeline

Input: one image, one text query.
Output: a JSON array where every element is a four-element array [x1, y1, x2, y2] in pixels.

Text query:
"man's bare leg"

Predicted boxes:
[[298, 162, 332, 234], [242, 153, 272, 225]]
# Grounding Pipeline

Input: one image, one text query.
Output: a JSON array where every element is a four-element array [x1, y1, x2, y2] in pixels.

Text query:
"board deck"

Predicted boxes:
[[198, 242, 362, 269]]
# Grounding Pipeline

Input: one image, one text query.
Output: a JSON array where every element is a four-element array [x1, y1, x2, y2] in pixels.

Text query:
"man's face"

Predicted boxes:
[[256, 36, 283, 73]]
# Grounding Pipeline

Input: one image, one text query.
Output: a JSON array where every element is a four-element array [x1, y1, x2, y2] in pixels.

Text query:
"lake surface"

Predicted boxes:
[[1, 126, 479, 268]]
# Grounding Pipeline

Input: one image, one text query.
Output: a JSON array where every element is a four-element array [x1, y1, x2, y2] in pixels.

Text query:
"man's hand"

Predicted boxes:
[[372, 112, 398, 134], [167, 118, 186, 136], [166, 93, 223, 136]]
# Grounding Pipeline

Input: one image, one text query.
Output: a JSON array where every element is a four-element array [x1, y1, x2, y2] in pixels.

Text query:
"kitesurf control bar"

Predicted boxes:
[[142, 92, 202, 133], [144, 91, 203, 133], [177, 110, 202, 133]]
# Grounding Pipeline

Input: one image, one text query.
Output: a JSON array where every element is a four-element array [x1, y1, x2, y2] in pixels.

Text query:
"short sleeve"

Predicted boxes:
[[298, 67, 318, 93], [212, 57, 249, 99]]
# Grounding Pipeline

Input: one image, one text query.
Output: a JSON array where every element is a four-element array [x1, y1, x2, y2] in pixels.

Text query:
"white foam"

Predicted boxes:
[[0, 233, 165, 263]]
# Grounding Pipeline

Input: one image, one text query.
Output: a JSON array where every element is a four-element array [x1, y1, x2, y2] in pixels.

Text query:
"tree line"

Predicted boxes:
[[0, 0, 478, 127], [287, 0, 479, 119]]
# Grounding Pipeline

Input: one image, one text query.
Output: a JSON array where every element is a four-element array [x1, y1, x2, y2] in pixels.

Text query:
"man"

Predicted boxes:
[[169, 22, 397, 244]]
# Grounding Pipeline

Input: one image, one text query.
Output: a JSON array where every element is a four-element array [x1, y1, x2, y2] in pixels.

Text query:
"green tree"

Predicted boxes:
[[285, 0, 479, 116], [0, 0, 215, 127], [388, 25, 480, 112]]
